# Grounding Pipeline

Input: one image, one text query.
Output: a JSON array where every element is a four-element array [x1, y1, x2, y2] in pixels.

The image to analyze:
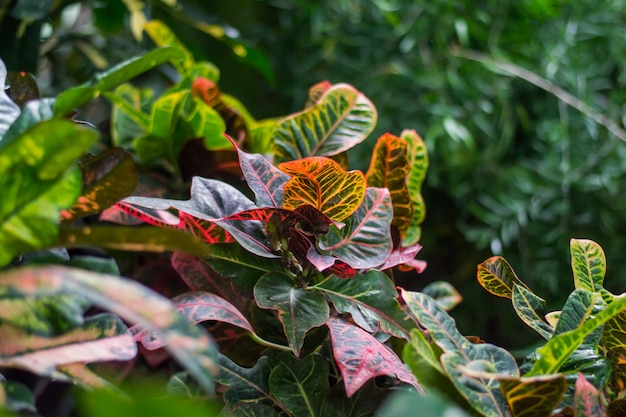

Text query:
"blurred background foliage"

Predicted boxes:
[[2, 0, 626, 350]]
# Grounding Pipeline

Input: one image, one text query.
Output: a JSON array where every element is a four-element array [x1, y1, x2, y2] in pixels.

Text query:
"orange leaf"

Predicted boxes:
[[279, 157, 366, 221]]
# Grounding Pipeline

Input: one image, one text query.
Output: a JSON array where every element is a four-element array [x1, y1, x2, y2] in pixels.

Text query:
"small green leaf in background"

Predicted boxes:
[[0, 120, 98, 267], [477, 256, 528, 299], [0, 59, 20, 138], [499, 374, 566, 417], [254, 272, 329, 355], [273, 83, 377, 163], [422, 281, 462, 311], [269, 352, 330, 417], [0, 380, 36, 415], [607, 398, 626, 417], [375, 390, 470, 417], [320, 380, 386, 417], [365, 133, 413, 238], [106, 83, 153, 149]]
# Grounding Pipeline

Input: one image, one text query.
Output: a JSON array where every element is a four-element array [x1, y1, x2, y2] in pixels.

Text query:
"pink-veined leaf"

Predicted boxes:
[[273, 83, 377, 163], [377, 243, 424, 271], [574, 373, 604, 417], [318, 188, 393, 269], [134, 291, 254, 350], [279, 157, 366, 222], [326, 318, 420, 397]]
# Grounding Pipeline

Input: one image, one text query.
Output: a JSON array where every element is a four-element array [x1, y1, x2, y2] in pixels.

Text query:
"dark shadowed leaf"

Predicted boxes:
[[477, 256, 528, 299], [217, 354, 272, 406], [0, 266, 217, 393], [224, 403, 284, 417], [318, 187, 393, 269], [314, 271, 414, 339], [273, 83, 377, 163], [235, 143, 289, 208], [499, 374, 566, 417], [254, 272, 329, 355], [269, 352, 330, 417], [607, 399, 626, 417], [401, 129, 428, 246], [365, 133, 413, 238], [1, 98, 55, 146], [326, 318, 419, 397]]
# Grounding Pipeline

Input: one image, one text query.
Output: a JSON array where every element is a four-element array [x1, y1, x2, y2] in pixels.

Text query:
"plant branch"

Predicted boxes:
[[248, 332, 292, 352], [450, 47, 626, 143]]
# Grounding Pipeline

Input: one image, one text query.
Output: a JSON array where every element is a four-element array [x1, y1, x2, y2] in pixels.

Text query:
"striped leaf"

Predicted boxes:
[[401, 129, 428, 246]]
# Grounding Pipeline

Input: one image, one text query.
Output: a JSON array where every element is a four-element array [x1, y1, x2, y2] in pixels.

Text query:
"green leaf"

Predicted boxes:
[[61, 148, 137, 221], [0, 58, 20, 138], [603, 311, 626, 391], [144, 20, 195, 74], [365, 133, 413, 238], [320, 380, 387, 417], [217, 354, 272, 406], [273, 83, 377, 163], [422, 281, 462, 311], [269, 352, 330, 417], [0, 265, 218, 393], [1, 98, 55, 146], [254, 272, 329, 355], [477, 256, 528, 299], [314, 270, 414, 339], [224, 403, 284, 417], [0, 120, 98, 266], [0, 313, 136, 376], [318, 187, 393, 269], [511, 284, 552, 340], [527, 294, 626, 376], [570, 238, 612, 301], [499, 374, 566, 417], [55, 46, 186, 115], [375, 390, 470, 417]]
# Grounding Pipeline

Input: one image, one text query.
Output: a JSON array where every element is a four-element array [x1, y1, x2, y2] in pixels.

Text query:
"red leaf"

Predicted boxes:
[[326, 317, 420, 397]]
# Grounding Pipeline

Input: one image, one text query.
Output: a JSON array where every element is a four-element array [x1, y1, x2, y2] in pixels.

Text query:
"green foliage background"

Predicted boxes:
[[4, 0, 626, 349]]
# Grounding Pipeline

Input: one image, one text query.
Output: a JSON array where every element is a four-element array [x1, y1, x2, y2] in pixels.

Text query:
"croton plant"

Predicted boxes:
[[2, 19, 626, 417]]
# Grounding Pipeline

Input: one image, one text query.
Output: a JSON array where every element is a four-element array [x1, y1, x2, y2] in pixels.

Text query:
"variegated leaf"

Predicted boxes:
[[477, 256, 528, 299], [401, 129, 428, 246]]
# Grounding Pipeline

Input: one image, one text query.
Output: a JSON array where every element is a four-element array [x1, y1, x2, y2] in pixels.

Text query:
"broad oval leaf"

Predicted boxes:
[[570, 239, 610, 299], [603, 311, 626, 391], [273, 83, 377, 163], [315, 271, 414, 339], [365, 133, 413, 238], [477, 256, 528, 299], [254, 272, 329, 355], [318, 187, 393, 269], [401, 129, 428, 246], [279, 156, 366, 221], [499, 374, 566, 417], [7, 71, 39, 108], [327, 318, 420, 397], [0, 313, 136, 376], [269, 352, 330, 417], [0, 265, 218, 393]]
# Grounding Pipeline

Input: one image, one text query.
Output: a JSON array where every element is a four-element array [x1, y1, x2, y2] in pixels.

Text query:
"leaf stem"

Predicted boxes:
[[248, 332, 292, 352]]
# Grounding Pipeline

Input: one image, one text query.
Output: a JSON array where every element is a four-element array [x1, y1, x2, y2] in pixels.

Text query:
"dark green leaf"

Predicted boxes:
[[254, 272, 329, 355], [7, 71, 39, 107], [217, 354, 272, 406], [269, 352, 330, 417], [321, 380, 386, 417]]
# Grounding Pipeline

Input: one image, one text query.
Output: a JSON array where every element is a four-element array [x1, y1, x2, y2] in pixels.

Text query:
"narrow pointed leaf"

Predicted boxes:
[[235, 144, 289, 207], [422, 281, 462, 311], [365, 133, 413, 237], [570, 239, 609, 298], [279, 157, 366, 221], [269, 352, 330, 417], [273, 83, 377, 163], [217, 355, 271, 406], [574, 373, 604, 417], [527, 294, 626, 376], [477, 256, 528, 299], [0, 59, 20, 139], [315, 271, 414, 339], [0, 266, 218, 393], [254, 272, 329, 355], [401, 129, 428, 246], [61, 148, 137, 220], [512, 284, 553, 340], [499, 374, 566, 417], [171, 253, 232, 296], [55, 46, 186, 115], [327, 318, 420, 397], [225, 403, 283, 417], [318, 187, 393, 269], [0, 313, 136, 376]]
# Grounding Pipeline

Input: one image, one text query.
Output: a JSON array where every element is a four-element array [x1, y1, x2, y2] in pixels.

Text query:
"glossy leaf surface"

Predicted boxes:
[[0, 266, 217, 393], [477, 256, 528, 299], [144, 20, 194, 74], [570, 239, 608, 298], [327, 318, 419, 397], [318, 187, 393, 269], [0, 313, 136, 376], [254, 272, 329, 355], [314, 271, 414, 339], [235, 144, 289, 208], [269, 352, 330, 417], [273, 83, 377, 163], [217, 355, 272, 406], [511, 284, 553, 340], [603, 311, 626, 391], [401, 129, 428, 246], [499, 375, 566, 417], [279, 157, 365, 221], [365, 133, 413, 237], [7, 71, 40, 107], [574, 373, 604, 417]]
